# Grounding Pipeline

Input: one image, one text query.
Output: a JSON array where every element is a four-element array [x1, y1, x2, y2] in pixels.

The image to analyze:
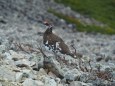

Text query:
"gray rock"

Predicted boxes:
[[44, 77, 57, 86], [111, 81, 115, 86], [69, 81, 93, 86], [0, 45, 6, 53], [15, 59, 35, 67], [0, 80, 22, 86], [0, 65, 16, 82], [22, 69, 37, 79], [0, 82, 2, 86], [31, 53, 44, 70], [64, 69, 83, 81], [9, 50, 25, 60], [37, 68, 47, 80], [23, 78, 44, 86], [15, 72, 24, 82], [112, 71, 115, 81], [44, 57, 64, 79], [3, 52, 12, 60]]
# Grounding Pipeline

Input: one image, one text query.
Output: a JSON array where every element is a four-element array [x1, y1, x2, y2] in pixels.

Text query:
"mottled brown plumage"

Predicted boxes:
[[43, 21, 74, 57]]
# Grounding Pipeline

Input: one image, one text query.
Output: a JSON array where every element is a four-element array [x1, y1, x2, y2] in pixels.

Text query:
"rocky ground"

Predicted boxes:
[[0, 0, 115, 86]]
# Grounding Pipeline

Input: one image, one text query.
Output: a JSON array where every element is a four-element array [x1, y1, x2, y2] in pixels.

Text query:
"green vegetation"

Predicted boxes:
[[55, 0, 115, 28], [51, 0, 115, 34], [48, 9, 115, 35]]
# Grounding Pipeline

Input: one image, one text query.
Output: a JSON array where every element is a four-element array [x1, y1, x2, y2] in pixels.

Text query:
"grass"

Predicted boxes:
[[48, 9, 115, 35], [54, 0, 115, 29]]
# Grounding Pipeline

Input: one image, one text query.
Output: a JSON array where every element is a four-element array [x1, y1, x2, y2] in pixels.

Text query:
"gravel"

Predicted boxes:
[[0, 0, 115, 86]]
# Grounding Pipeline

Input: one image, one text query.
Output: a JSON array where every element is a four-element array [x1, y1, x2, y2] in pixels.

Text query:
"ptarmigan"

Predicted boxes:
[[43, 21, 74, 57]]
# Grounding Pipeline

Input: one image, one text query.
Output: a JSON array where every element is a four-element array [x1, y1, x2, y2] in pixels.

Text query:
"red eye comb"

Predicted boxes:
[[43, 21, 50, 26]]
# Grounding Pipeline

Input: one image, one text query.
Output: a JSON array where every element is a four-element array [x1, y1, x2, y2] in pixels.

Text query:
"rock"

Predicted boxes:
[[37, 68, 47, 80], [96, 57, 103, 62], [112, 71, 115, 81], [9, 50, 25, 60], [0, 37, 3, 45], [113, 49, 115, 54], [23, 78, 44, 86], [31, 53, 44, 71], [3, 52, 12, 60], [44, 57, 64, 79], [68, 24, 76, 29], [64, 69, 83, 81], [16, 70, 34, 82], [75, 14, 81, 18], [69, 81, 93, 86], [0, 80, 22, 86], [57, 84, 64, 86], [37, 68, 60, 86], [15, 59, 35, 67], [59, 19, 66, 25], [0, 45, 6, 53], [44, 77, 57, 86], [22, 69, 37, 80], [55, 77, 61, 84], [0, 65, 16, 82], [105, 56, 112, 62], [0, 82, 2, 86], [111, 81, 115, 86], [15, 72, 24, 82]]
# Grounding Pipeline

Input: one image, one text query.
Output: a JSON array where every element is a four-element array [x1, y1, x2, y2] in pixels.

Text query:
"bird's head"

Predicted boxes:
[[43, 20, 53, 34], [43, 21, 50, 26]]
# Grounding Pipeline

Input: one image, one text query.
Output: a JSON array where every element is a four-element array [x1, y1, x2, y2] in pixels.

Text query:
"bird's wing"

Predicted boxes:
[[51, 34, 64, 42], [59, 42, 71, 54]]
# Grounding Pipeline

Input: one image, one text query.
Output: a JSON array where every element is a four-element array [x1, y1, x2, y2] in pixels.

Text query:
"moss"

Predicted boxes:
[[48, 9, 115, 35]]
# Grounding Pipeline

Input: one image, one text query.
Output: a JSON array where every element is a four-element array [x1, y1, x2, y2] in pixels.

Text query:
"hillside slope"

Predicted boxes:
[[0, 0, 115, 86]]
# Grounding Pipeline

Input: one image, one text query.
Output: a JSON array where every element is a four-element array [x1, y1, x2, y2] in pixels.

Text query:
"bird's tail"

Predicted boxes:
[[69, 52, 82, 59]]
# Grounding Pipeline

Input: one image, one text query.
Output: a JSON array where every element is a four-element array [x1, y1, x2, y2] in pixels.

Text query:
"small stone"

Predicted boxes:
[[9, 50, 25, 60], [57, 84, 63, 86], [0, 65, 16, 81], [22, 69, 37, 79], [3, 52, 12, 60], [105, 56, 112, 62], [0, 45, 6, 53], [37, 68, 47, 80], [31, 54, 44, 71], [113, 50, 115, 54], [59, 19, 66, 24], [44, 57, 64, 79], [96, 57, 103, 62], [64, 69, 82, 81], [15, 59, 35, 67], [68, 24, 76, 29], [75, 14, 81, 18], [70, 81, 93, 86], [23, 78, 44, 86], [0, 82, 2, 86], [111, 81, 115, 86], [44, 77, 57, 86], [15, 72, 23, 82]]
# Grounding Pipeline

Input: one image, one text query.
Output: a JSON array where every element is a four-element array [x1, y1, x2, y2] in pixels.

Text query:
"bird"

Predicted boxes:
[[43, 21, 75, 57]]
